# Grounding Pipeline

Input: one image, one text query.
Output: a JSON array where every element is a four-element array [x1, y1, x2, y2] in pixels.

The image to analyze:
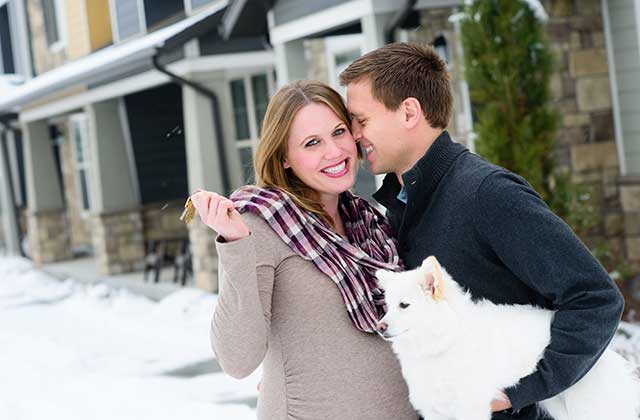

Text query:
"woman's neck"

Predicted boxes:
[[321, 193, 346, 236]]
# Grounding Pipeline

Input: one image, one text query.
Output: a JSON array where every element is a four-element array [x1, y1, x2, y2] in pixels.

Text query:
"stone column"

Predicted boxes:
[[182, 70, 243, 292], [620, 178, 640, 270], [85, 98, 144, 275], [22, 120, 71, 264]]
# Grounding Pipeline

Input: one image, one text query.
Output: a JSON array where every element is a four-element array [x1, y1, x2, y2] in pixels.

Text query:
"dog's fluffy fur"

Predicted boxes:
[[376, 257, 640, 420]]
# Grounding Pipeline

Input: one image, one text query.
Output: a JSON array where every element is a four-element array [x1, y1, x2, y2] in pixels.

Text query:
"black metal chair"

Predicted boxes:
[[143, 239, 167, 283], [173, 239, 192, 286]]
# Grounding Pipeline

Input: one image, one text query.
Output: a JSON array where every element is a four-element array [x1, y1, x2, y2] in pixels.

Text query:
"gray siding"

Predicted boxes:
[[273, 0, 348, 25], [608, 0, 640, 174], [114, 0, 142, 40]]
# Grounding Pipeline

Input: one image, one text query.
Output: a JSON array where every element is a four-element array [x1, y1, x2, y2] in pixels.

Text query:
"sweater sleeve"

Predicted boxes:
[[209, 214, 276, 379], [474, 170, 624, 411]]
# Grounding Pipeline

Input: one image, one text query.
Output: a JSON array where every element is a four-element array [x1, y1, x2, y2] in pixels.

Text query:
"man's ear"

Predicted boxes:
[[401, 97, 423, 129], [420, 256, 445, 300]]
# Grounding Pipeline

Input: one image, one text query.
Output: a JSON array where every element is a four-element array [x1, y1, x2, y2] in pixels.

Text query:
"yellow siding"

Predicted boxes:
[[65, 0, 90, 60], [87, 0, 113, 51]]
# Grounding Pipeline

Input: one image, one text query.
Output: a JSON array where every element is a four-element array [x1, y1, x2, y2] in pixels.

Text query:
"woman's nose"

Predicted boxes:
[[324, 139, 343, 159]]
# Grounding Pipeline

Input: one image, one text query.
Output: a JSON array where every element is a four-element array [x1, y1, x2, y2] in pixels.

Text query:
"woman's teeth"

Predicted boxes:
[[322, 160, 347, 174]]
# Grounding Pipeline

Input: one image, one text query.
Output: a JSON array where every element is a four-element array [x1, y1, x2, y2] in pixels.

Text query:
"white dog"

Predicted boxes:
[[376, 256, 639, 420]]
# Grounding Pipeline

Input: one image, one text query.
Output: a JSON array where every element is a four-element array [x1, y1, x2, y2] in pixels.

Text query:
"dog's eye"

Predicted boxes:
[[399, 302, 410, 309]]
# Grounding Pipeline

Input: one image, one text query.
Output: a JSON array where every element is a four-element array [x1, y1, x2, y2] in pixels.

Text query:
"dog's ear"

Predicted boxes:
[[420, 256, 445, 300]]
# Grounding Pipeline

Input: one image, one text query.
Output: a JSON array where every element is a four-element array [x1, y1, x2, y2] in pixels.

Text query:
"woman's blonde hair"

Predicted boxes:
[[254, 80, 359, 225]]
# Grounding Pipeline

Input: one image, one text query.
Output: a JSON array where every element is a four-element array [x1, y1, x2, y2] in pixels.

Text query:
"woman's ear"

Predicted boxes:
[[283, 159, 290, 169], [402, 97, 423, 129]]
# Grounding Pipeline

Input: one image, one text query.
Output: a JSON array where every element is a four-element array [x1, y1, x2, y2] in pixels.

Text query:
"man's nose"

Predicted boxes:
[[377, 322, 388, 333], [351, 120, 362, 141]]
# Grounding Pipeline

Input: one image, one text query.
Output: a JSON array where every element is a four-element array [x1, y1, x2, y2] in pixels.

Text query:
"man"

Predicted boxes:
[[340, 42, 624, 419]]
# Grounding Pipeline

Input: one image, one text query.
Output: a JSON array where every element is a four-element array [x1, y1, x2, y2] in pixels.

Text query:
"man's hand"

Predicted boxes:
[[491, 391, 512, 412]]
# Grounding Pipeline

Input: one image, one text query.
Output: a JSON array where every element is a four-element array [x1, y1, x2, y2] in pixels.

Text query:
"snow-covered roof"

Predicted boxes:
[[0, 74, 25, 96], [0, 1, 227, 115]]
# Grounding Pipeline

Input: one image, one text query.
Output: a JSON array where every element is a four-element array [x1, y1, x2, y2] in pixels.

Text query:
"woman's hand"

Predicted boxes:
[[190, 190, 250, 242]]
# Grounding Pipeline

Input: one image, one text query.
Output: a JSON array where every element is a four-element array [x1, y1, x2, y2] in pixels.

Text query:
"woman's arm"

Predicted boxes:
[[189, 190, 275, 379], [210, 229, 275, 379]]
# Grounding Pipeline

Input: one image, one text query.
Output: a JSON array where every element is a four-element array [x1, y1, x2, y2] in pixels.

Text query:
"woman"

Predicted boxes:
[[190, 81, 417, 419]]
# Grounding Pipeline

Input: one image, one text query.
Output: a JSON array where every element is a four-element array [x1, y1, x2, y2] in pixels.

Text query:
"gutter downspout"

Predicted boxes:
[[151, 52, 232, 196], [385, 0, 418, 44]]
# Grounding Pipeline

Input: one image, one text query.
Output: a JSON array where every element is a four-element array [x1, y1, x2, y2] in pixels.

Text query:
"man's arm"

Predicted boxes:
[[474, 170, 624, 411]]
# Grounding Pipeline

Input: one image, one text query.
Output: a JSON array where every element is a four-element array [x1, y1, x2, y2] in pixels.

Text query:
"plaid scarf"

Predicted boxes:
[[230, 186, 403, 333]]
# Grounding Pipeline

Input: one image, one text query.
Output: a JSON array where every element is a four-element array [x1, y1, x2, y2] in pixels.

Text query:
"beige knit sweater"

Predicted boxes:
[[210, 212, 418, 420]]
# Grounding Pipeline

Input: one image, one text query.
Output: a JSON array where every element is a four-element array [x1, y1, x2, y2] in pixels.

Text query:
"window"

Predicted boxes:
[[229, 71, 274, 184], [144, 0, 184, 29], [41, 0, 64, 50], [0, 4, 15, 73], [111, 0, 146, 41], [325, 34, 363, 95], [186, 0, 214, 14], [70, 115, 92, 214]]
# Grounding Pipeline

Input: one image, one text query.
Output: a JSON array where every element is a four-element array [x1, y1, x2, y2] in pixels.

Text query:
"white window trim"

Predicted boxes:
[[602, 0, 627, 175], [636, 0, 640, 77], [9, 0, 33, 78], [228, 69, 275, 181], [47, 0, 68, 53], [452, 17, 476, 154], [69, 113, 93, 218]]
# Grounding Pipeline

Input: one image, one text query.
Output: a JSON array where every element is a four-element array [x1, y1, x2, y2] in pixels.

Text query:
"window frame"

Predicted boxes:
[[42, 0, 67, 52], [227, 69, 275, 184], [109, 0, 147, 43], [69, 114, 93, 217]]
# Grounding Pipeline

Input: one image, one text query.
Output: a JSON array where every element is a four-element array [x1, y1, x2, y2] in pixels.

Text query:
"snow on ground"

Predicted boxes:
[[0, 256, 258, 420], [2, 255, 639, 420]]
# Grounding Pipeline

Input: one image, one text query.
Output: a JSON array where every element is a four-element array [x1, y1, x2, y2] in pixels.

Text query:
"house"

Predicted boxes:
[[0, 0, 275, 291], [223, 0, 640, 272], [0, 0, 638, 293]]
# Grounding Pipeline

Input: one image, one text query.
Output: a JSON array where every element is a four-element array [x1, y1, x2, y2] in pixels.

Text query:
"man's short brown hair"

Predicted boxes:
[[339, 42, 453, 129]]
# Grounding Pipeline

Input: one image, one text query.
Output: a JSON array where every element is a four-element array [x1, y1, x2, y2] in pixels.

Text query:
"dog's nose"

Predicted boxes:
[[377, 322, 388, 333]]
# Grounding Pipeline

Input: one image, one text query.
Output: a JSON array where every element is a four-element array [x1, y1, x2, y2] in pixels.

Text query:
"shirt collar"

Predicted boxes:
[[373, 131, 467, 210]]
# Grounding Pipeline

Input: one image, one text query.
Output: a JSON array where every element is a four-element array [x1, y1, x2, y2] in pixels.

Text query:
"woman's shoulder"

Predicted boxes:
[[240, 212, 297, 260]]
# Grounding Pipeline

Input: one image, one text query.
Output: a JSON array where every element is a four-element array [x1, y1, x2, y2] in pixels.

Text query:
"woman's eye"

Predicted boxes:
[[399, 302, 410, 309], [305, 139, 319, 147], [334, 128, 345, 136]]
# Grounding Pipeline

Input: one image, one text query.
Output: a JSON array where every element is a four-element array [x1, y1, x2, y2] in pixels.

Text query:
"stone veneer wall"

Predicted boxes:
[[620, 180, 640, 269], [27, 0, 67, 75], [304, 39, 331, 85], [408, 8, 468, 148], [92, 210, 145, 275], [188, 221, 218, 292], [142, 200, 189, 241], [27, 209, 72, 264], [543, 0, 626, 263]]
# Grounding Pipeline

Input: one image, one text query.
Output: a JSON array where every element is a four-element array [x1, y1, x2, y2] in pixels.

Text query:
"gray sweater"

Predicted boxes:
[[210, 212, 418, 420]]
